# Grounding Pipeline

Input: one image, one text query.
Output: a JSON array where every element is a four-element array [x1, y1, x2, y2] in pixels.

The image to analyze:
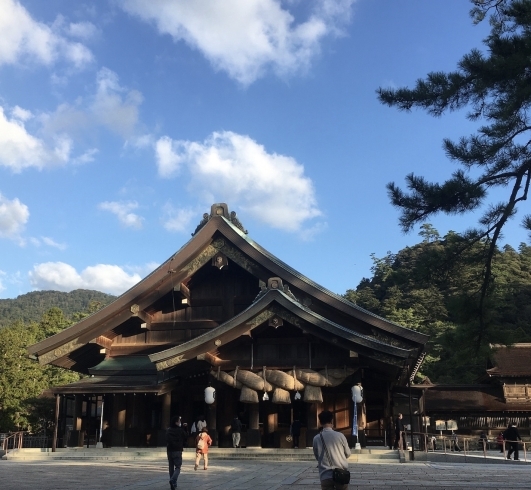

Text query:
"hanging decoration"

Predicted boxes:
[[211, 366, 357, 404]]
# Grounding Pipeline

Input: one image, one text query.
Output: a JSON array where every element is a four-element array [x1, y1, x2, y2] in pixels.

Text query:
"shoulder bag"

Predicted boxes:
[[196, 434, 205, 450], [319, 432, 350, 485]]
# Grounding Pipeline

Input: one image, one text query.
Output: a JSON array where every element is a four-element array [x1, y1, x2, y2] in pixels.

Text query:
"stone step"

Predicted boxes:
[[3, 447, 399, 463]]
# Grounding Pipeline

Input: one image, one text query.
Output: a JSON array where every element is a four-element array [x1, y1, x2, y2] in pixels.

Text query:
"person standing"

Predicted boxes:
[[291, 417, 302, 449], [504, 423, 522, 460], [166, 416, 187, 490], [231, 415, 242, 448], [312, 410, 351, 490], [196, 415, 207, 432], [194, 427, 212, 470], [496, 431, 504, 453], [393, 413, 405, 450]]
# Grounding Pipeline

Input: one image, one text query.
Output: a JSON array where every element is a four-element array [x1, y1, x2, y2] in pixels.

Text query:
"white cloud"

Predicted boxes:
[[41, 236, 67, 250], [11, 106, 33, 122], [1, 69, 141, 173], [162, 204, 197, 233], [154, 131, 322, 233], [91, 68, 143, 138], [99, 200, 144, 229], [0, 0, 93, 68], [42, 68, 143, 139], [0, 193, 29, 243], [29, 262, 142, 295], [121, 0, 355, 85], [0, 107, 72, 172], [66, 21, 99, 41]]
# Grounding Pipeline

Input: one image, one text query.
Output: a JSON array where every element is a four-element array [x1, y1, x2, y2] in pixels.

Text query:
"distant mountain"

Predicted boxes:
[[0, 289, 116, 328]]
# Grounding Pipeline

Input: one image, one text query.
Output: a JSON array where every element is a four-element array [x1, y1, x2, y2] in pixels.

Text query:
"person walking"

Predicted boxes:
[[166, 415, 187, 490], [231, 415, 243, 448], [194, 427, 212, 470], [503, 423, 522, 460], [291, 417, 302, 449], [312, 410, 351, 490]]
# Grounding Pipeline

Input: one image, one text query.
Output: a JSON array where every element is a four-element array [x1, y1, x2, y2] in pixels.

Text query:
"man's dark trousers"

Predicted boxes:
[[168, 451, 183, 484], [507, 442, 519, 460]]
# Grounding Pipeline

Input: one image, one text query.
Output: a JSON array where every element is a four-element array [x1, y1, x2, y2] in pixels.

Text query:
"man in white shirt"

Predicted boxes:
[[313, 410, 351, 490]]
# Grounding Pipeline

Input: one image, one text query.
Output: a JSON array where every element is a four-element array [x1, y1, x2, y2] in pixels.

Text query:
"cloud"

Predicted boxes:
[[0, 270, 5, 293], [0, 107, 72, 172], [99, 200, 144, 229], [41, 236, 67, 250], [121, 0, 355, 85], [154, 131, 322, 233], [0, 193, 29, 243], [91, 68, 143, 138], [0, 69, 141, 173], [29, 262, 142, 295], [0, 0, 93, 68], [42, 68, 143, 139], [65, 21, 100, 41], [162, 204, 197, 233]]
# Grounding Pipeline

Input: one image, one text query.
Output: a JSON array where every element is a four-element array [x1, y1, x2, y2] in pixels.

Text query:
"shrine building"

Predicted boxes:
[[28, 203, 428, 449]]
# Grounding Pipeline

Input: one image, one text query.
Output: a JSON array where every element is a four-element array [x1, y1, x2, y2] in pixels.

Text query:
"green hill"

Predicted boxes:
[[0, 289, 116, 328]]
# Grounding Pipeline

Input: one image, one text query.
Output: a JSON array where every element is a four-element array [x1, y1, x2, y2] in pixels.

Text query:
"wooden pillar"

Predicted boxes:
[[73, 395, 83, 430], [306, 402, 319, 448], [161, 392, 171, 429], [207, 402, 217, 430], [52, 394, 60, 452], [249, 403, 259, 430], [308, 402, 318, 429], [112, 394, 126, 447]]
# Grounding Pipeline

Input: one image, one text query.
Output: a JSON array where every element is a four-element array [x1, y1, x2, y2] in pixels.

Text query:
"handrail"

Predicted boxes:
[[1, 432, 24, 452], [401, 431, 528, 462]]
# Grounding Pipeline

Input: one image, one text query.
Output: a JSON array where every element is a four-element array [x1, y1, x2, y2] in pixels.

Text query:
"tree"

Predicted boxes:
[[0, 310, 79, 432], [377, 0, 531, 347], [345, 226, 531, 382]]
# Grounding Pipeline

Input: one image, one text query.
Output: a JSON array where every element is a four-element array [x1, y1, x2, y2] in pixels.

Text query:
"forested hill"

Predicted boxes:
[[0, 289, 116, 328], [344, 226, 531, 383]]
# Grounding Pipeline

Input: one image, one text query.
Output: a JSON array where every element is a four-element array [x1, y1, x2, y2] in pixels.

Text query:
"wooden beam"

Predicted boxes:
[[89, 335, 113, 349], [179, 282, 191, 300], [148, 320, 219, 331], [131, 307, 153, 327]]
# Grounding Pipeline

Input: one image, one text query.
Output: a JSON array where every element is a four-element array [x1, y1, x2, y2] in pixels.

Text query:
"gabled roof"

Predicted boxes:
[[487, 344, 531, 378], [149, 286, 415, 371], [28, 204, 428, 368], [424, 384, 531, 412]]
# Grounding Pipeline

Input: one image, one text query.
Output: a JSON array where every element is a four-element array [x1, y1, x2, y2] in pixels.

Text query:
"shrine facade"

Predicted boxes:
[[28, 203, 428, 449]]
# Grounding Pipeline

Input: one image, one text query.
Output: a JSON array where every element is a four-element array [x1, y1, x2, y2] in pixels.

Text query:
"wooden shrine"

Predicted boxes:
[[28, 203, 428, 449]]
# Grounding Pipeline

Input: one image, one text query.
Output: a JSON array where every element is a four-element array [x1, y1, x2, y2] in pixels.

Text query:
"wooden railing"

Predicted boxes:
[[1, 432, 24, 452]]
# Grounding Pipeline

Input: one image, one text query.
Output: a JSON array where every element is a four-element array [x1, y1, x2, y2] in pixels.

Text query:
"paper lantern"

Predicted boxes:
[[204, 386, 216, 404]]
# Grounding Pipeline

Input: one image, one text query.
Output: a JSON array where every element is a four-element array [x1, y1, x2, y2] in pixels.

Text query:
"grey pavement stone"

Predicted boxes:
[[1, 459, 531, 490]]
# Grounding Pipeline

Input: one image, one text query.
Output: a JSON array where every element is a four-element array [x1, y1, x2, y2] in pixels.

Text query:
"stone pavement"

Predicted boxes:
[[2, 459, 531, 490]]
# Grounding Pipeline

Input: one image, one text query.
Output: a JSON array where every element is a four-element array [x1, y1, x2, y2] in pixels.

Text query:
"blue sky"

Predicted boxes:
[[0, 0, 526, 300]]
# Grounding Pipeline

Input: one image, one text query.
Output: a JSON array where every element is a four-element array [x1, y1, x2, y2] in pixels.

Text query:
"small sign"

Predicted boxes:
[[446, 419, 457, 430], [435, 420, 446, 431]]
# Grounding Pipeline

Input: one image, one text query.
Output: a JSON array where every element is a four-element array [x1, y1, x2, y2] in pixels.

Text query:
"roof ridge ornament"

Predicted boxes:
[[192, 203, 248, 236], [252, 277, 299, 303]]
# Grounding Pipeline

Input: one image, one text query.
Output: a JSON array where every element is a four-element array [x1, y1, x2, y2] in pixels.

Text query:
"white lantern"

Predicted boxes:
[[351, 384, 363, 403], [204, 386, 216, 404]]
